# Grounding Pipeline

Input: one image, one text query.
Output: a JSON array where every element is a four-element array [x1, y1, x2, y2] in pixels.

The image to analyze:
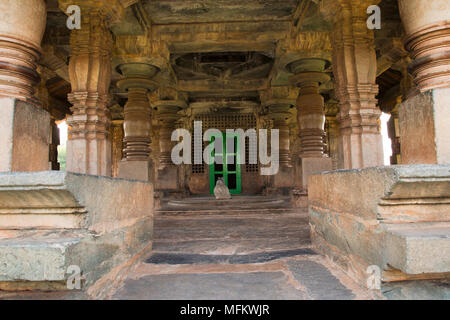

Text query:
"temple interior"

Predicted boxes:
[[0, 0, 448, 300]]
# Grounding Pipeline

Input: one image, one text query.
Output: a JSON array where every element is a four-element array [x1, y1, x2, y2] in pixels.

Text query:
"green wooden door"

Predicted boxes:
[[209, 133, 242, 194]]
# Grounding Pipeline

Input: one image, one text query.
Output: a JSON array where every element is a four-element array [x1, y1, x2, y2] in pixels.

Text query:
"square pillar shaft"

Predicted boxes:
[[0, 98, 50, 172], [399, 88, 450, 164]]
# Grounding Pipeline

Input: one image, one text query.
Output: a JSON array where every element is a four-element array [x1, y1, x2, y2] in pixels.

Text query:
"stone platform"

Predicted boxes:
[[308, 165, 450, 287], [154, 195, 310, 255], [0, 171, 154, 291]]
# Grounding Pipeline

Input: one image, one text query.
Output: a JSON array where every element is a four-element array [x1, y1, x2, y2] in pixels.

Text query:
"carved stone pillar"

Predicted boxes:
[[289, 58, 332, 189], [398, 0, 450, 164], [326, 117, 339, 170], [117, 63, 159, 182], [111, 120, 124, 178], [265, 100, 294, 188], [0, 0, 50, 172], [64, 8, 114, 176], [154, 100, 186, 190], [329, 0, 383, 169]]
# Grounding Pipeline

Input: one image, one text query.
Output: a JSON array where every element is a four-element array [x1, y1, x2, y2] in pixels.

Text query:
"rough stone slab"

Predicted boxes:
[[153, 237, 311, 255], [113, 272, 305, 300], [287, 260, 355, 300], [0, 99, 50, 172], [0, 230, 88, 281], [153, 216, 310, 241], [146, 248, 316, 265], [382, 279, 450, 300], [0, 171, 155, 288], [385, 223, 450, 274]]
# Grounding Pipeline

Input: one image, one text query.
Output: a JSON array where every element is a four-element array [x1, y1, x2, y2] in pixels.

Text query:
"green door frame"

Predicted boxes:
[[209, 132, 242, 195]]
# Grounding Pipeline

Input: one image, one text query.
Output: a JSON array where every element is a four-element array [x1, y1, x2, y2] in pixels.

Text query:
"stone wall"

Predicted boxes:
[[308, 165, 450, 287]]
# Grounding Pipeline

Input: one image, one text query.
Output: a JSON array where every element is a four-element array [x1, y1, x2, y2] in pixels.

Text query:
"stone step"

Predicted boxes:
[[0, 172, 88, 229], [384, 222, 450, 275], [156, 208, 306, 217], [159, 195, 293, 211], [145, 248, 316, 265], [0, 229, 91, 284], [153, 213, 311, 255]]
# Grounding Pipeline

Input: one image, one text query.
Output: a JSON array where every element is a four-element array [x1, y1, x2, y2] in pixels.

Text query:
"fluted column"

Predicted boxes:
[[154, 100, 186, 190], [117, 63, 159, 182], [64, 8, 114, 176], [0, 0, 50, 172], [330, 0, 383, 169], [289, 58, 332, 189], [398, 0, 450, 164]]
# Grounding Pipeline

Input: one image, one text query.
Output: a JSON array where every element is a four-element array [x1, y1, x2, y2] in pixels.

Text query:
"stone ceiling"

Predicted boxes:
[[42, 0, 406, 116]]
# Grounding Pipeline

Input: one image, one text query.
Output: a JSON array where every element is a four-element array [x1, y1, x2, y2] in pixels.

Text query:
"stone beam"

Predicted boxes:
[[178, 79, 267, 93], [152, 21, 289, 54]]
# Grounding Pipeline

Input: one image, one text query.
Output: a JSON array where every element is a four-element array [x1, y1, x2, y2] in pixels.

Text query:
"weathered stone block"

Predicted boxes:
[[399, 88, 450, 165], [156, 166, 178, 190], [301, 157, 332, 189], [385, 223, 450, 275], [0, 171, 154, 289], [118, 160, 155, 182], [0, 98, 50, 172]]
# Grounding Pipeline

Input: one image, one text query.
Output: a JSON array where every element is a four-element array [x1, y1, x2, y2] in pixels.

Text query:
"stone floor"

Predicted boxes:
[[110, 252, 375, 300], [0, 196, 378, 300]]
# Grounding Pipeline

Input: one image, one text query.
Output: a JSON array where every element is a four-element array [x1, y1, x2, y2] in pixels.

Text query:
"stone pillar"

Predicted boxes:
[[330, 0, 383, 169], [397, 0, 450, 164], [289, 58, 332, 189], [117, 63, 159, 182], [111, 120, 124, 178], [326, 116, 340, 170], [65, 9, 114, 176], [0, 0, 50, 172], [265, 101, 294, 188], [154, 100, 186, 190]]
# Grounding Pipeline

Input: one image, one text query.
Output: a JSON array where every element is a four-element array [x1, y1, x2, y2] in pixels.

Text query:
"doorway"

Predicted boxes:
[[209, 132, 242, 195]]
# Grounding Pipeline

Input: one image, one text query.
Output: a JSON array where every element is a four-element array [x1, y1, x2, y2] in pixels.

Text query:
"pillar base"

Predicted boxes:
[[118, 160, 155, 182], [301, 157, 333, 190], [156, 166, 179, 190], [0, 98, 50, 172], [399, 88, 450, 165], [273, 166, 295, 188]]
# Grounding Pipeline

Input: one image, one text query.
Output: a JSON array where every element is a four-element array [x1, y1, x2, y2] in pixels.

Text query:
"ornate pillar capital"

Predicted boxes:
[[58, 0, 125, 26]]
